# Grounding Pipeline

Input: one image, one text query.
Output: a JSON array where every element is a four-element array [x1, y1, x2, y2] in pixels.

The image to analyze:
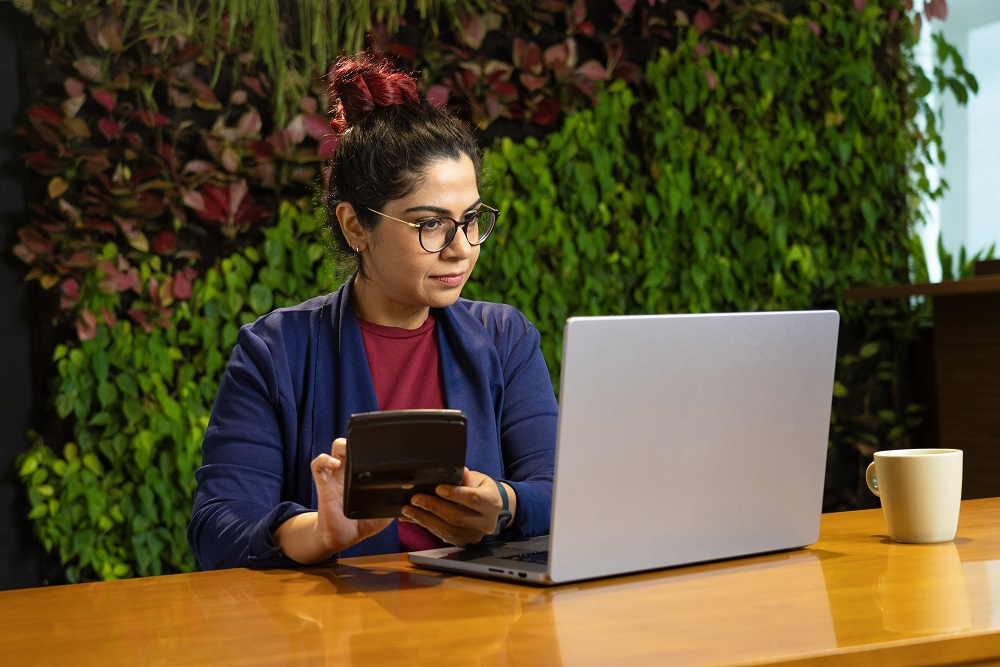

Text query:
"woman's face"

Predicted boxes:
[[352, 154, 482, 328]]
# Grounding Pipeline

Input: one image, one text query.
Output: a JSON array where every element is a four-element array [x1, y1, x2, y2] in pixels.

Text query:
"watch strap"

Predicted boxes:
[[492, 479, 513, 537]]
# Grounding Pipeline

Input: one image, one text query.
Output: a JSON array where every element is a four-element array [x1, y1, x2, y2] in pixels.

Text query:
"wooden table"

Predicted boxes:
[[4, 498, 1000, 666], [845, 274, 1000, 499]]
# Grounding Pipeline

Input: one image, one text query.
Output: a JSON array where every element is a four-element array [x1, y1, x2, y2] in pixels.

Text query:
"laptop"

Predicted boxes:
[[408, 310, 840, 585]]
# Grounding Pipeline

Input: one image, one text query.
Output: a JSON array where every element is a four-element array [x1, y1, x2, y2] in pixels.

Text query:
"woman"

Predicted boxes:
[[187, 53, 558, 569]]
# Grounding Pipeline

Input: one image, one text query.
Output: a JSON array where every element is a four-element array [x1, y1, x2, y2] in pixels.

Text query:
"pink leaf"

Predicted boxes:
[[519, 73, 549, 92], [852, 0, 866, 12], [183, 189, 207, 213], [90, 88, 118, 111], [220, 145, 241, 173], [543, 42, 569, 70], [285, 115, 307, 144], [64, 78, 85, 98], [614, 0, 636, 13], [182, 159, 216, 174], [73, 57, 104, 82], [189, 77, 222, 110], [98, 117, 121, 141], [172, 266, 196, 300], [27, 105, 63, 125], [703, 68, 719, 90], [243, 76, 266, 98], [18, 227, 54, 254], [530, 98, 561, 125], [237, 110, 263, 137], [493, 82, 519, 98], [458, 11, 486, 49], [485, 92, 502, 121], [519, 41, 543, 72], [575, 60, 608, 81], [303, 113, 330, 140], [249, 140, 276, 160], [76, 310, 98, 340], [131, 110, 170, 127], [60, 278, 80, 309], [925, 0, 948, 20], [229, 180, 249, 214], [153, 229, 176, 255], [693, 9, 717, 32], [426, 85, 450, 108], [512, 37, 528, 69]]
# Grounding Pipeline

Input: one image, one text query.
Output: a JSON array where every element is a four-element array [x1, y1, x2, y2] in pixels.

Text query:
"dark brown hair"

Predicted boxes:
[[324, 53, 482, 273]]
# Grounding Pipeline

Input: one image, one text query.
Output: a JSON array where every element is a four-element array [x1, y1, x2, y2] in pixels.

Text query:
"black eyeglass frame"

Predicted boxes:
[[363, 203, 499, 253]]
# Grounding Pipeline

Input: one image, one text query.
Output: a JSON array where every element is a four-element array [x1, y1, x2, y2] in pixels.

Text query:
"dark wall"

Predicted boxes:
[[0, 3, 43, 590]]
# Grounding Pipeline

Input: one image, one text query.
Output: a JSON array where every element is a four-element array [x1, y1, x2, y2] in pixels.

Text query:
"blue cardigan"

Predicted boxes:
[[187, 279, 558, 570]]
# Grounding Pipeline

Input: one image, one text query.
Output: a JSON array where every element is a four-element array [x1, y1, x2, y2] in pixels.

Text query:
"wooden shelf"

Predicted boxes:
[[844, 274, 1000, 300]]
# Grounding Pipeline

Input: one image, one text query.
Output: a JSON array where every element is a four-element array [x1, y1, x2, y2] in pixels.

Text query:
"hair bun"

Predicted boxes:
[[328, 54, 421, 132]]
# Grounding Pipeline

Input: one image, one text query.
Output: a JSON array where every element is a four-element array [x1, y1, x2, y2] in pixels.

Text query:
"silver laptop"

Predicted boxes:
[[408, 310, 840, 585]]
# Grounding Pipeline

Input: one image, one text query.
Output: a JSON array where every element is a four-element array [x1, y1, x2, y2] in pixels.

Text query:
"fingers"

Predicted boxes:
[[402, 470, 502, 545], [436, 470, 499, 513], [310, 453, 343, 476], [331, 437, 347, 459], [402, 503, 478, 546], [312, 438, 348, 479]]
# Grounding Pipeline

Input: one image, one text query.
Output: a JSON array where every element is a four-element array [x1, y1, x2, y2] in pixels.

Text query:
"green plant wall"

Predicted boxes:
[[471, 6, 923, 358], [18, 202, 340, 580]]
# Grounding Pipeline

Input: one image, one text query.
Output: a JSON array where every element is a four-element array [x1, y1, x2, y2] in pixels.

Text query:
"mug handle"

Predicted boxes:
[[865, 462, 880, 497]]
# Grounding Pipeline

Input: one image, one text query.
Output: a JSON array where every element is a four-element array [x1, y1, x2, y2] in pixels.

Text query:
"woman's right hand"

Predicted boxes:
[[312, 438, 393, 550], [275, 438, 392, 564]]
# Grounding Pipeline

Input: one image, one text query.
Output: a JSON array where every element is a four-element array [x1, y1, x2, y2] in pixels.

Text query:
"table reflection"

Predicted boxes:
[[820, 537, 999, 647], [183, 561, 559, 666], [874, 542, 971, 634]]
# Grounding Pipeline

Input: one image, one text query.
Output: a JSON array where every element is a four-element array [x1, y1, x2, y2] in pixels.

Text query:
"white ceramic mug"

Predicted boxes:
[[865, 448, 963, 544]]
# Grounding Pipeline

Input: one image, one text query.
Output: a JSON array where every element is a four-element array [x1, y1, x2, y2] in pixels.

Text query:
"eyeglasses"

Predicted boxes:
[[363, 204, 499, 253]]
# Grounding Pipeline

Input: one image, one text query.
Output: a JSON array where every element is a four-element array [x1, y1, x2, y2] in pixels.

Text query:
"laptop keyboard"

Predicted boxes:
[[500, 550, 549, 565]]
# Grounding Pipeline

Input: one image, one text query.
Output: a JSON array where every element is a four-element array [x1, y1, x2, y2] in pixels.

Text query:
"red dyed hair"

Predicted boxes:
[[328, 53, 421, 134]]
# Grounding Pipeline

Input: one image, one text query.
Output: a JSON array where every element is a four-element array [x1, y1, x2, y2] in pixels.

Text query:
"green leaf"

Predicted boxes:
[[18, 456, 39, 478], [249, 283, 274, 315], [859, 342, 880, 359]]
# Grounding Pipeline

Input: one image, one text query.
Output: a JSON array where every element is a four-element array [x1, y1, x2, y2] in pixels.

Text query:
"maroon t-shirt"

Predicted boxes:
[[357, 314, 447, 552]]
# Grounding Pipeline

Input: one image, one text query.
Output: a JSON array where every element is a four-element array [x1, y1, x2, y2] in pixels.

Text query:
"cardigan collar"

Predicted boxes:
[[325, 275, 505, 475]]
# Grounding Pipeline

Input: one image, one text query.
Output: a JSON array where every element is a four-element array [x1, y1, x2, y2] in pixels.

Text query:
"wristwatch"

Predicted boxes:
[[491, 479, 513, 537]]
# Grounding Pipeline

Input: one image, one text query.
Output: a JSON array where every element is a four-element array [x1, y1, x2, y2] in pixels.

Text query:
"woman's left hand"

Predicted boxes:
[[402, 468, 514, 546]]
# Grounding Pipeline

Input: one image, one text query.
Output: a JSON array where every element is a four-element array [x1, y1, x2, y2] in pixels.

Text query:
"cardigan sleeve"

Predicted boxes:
[[187, 325, 313, 570], [492, 308, 559, 538]]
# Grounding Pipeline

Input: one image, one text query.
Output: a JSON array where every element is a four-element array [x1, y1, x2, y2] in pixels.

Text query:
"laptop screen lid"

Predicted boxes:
[[545, 310, 839, 584], [408, 310, 840, 585]]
